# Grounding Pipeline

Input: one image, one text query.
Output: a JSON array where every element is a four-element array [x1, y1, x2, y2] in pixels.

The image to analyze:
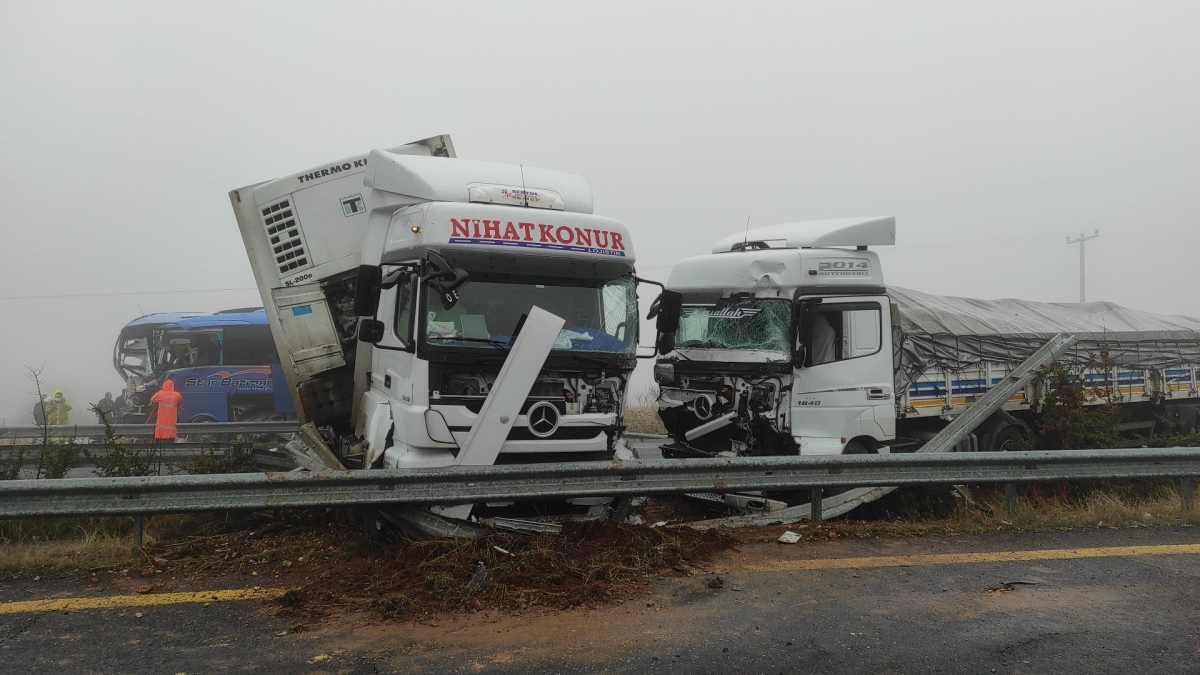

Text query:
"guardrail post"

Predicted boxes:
[[810, 487, 823, 522], [132, 514, 143, 553], [1180, 477, 1195, 512], [1004, 483, 1018, 515]]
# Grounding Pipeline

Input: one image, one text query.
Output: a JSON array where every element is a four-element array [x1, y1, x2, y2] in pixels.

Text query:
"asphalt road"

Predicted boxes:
[[2, 525, 1199, 674]]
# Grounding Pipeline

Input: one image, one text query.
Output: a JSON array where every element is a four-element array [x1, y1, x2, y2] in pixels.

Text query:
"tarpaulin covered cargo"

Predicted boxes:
[[888, 286, 1200, 391]]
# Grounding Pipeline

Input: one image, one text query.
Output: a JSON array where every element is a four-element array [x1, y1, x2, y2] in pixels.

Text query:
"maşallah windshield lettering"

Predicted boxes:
[[423, 275, 638, 354], [676, 299, 791, 352]]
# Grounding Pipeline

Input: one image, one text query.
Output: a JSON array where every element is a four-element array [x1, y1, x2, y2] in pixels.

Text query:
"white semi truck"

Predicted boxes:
[[230, 136, 648, 518], [652, 217, 1200, 458]]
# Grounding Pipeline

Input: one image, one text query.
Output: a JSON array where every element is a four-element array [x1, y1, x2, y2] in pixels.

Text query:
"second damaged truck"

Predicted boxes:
[[652, 217, 1200, 459], [230, 136, 644, 520]]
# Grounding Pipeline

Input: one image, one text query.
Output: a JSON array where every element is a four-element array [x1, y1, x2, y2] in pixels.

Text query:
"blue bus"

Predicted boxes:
[[112, 308, 295, 423]]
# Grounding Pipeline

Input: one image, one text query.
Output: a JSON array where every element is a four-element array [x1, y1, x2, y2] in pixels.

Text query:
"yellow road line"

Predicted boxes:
[[0, 587, 285, 614], [738, 543, 1200, 572]]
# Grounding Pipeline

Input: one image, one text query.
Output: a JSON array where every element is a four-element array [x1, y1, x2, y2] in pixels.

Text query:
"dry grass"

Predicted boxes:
[[624, 405, 666, 435], [0, 514, 236, 578], [952, 481, 1200, 530], [729, 481, 1200, 543]]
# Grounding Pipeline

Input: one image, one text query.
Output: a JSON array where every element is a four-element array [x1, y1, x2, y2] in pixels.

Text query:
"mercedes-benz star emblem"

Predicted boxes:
[[527, 401, 561, 438], [691, 394, 714, 421]]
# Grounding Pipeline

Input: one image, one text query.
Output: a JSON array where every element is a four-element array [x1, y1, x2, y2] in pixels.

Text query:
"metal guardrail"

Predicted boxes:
[[0, 448, 1197, 519], [0, 444, 295, 472], [0, 421, 299, 440]]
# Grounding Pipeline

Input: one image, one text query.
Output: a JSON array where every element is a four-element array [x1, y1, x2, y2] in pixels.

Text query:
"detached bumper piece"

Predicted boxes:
[[659, 441, 722, 459]]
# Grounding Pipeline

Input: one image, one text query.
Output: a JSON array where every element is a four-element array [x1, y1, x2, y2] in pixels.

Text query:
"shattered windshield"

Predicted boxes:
[[676, 298, 791, 353], [423, 274, 637, 355]]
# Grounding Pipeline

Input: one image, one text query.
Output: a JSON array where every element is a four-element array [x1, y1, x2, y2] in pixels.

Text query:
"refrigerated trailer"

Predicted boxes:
[[230, 136, 653, 518], [651, 217, 1200, 457]]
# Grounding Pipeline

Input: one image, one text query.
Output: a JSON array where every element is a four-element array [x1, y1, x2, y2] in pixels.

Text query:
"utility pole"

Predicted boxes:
[[1066, 230, 1099, 303]]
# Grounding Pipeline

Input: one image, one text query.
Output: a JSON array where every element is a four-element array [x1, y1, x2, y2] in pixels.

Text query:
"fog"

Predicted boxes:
[[1, 1, 1197, 423]]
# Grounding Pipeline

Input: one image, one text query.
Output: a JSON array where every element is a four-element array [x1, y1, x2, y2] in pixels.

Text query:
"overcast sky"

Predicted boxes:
[[1, 1, 1197, 422]]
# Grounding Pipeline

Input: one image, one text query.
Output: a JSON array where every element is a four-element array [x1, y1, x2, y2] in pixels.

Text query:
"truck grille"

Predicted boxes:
[[260, 198, 310, 275]]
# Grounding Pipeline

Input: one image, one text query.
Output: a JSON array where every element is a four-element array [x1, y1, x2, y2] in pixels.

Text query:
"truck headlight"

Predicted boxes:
[[654, 363, 675, 385]]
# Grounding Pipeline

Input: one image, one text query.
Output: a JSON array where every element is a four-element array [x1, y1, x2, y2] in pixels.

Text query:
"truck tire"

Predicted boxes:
[[844, 439, 873, 455], [992, 424, 1027, 452]]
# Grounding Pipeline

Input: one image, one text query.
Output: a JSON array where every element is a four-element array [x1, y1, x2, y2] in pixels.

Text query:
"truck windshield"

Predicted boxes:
[[676, 298, 791, 353], [423, 274, 637, 355]]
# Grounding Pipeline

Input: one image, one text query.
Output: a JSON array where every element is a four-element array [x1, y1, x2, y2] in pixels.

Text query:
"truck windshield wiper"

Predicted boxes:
[[569, 354, 610, 368], [428, 337, 511, 352]]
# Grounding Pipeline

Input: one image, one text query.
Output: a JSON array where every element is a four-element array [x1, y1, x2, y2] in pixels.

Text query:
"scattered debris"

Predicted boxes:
[[1001, 580, 1040, 587], [493, 546, 512, 556], [777, 530, 802, 544], [487, 517, 564, 536], [468, 561, 488, 590], [707, 577, 725, 589]]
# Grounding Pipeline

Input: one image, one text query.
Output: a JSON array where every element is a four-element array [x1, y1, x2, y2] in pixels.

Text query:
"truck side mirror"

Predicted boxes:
[[353, 265, 383, 316], [647, 290, 683, 333], [357, 318, 385, 344], [422, 252, 469, 309], [655, 332, 676, 355], [647, 290, 683, 355]]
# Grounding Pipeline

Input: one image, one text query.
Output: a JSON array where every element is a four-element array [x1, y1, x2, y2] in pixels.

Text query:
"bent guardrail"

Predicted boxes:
[[0, 448, 1197, 519]]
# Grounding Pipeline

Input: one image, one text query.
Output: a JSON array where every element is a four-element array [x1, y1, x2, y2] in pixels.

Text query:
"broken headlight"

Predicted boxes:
[[654, 362, 675, 385]]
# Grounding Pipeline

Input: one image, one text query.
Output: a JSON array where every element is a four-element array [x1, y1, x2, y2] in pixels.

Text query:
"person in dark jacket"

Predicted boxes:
[[32, 396, 48, 425], [95, 392, 115, 422]]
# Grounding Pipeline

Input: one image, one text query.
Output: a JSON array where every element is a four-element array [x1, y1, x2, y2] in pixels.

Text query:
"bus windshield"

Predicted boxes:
[[422, 274, 637, 355]]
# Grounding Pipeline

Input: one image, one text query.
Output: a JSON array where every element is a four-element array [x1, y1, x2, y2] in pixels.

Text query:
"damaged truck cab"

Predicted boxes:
[[654, 217, 897, 457], [231, 137, 642, 504]]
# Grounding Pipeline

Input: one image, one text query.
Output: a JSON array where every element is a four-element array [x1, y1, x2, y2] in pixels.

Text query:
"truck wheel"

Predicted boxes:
[[992, 425, 1028, 452], [844, 440, 873, 455]]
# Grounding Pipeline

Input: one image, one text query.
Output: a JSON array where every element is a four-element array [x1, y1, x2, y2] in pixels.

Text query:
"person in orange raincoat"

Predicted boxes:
[[150, 380, 183, 440]]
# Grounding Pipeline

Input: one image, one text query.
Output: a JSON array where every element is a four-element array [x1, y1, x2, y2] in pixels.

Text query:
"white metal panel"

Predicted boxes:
[[456, 307, 566, 466], [270, 284, 345, 377]]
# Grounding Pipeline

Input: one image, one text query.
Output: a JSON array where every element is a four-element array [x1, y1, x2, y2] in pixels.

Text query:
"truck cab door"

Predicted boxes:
[[358, 268, 421, 466], [791, 296, 895, 454]]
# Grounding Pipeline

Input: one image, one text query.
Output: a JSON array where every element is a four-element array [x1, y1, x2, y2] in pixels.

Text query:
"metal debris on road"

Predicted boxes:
[[777, 531, 801, 544]]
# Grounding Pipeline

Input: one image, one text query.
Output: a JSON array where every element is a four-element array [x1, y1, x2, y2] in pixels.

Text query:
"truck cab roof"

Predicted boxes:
[[669, 217, 893, 299], [712, 216, 895, 253], [668, 247, 883, 299]]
